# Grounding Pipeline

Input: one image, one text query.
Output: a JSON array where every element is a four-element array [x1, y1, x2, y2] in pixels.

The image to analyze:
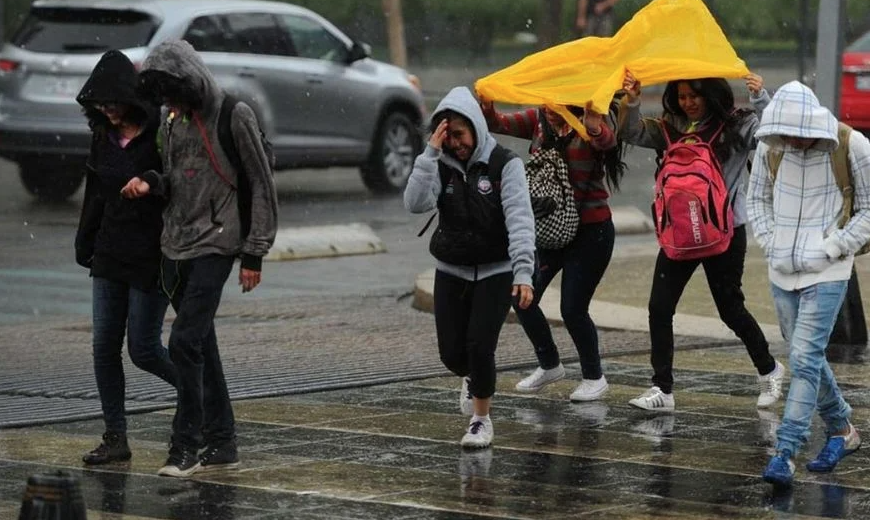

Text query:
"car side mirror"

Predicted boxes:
[[346, 41, 370, 64]]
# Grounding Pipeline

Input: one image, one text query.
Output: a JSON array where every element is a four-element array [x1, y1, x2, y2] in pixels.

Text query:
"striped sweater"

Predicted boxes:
[[747, 81, 870, 291], [482, 106, 617, 224]]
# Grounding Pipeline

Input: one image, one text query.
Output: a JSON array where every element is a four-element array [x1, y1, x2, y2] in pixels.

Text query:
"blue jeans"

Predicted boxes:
[[161, 254, 236, 450], [92, 277, 176, 433], [514, 219, 615, 379], [771, 281, 852, 456]]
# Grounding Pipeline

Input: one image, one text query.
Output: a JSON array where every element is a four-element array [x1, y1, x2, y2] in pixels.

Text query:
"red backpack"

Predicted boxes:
[[652, 121, 733, 261]]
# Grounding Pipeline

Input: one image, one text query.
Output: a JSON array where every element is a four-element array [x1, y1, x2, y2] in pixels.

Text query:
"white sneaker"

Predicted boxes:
[[514, 364, 566, 393], [461, 417, 493, 449], [757, 360, 785, 408], [459, 377, 474, 416], [569, 376, 609, 402], [628, 386, 675, 411]]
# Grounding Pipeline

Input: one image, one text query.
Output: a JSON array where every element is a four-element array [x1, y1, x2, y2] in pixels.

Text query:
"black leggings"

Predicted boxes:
[[648, 226, 775, 393], [434, 270, 513, 399]]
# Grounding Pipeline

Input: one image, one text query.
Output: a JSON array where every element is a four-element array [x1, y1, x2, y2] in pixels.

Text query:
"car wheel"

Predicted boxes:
[[361, 112, 420, 193], [19, 162, 85, 202]]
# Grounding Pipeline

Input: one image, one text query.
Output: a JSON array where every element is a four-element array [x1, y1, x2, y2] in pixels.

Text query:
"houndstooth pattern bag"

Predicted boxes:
[[525, 147, 579, 249]]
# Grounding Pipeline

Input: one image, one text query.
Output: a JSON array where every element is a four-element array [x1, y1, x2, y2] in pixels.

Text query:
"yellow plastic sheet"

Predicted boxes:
[[474, 0, 749, 139]]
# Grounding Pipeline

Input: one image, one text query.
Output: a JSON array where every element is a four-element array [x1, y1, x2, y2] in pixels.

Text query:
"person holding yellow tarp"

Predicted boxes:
[[475, 0, 751, 135], [620, 71, 786, 413], [478, 97, 625, 402]]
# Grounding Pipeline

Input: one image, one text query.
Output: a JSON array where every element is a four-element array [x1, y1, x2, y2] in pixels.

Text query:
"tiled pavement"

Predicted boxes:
[[3, 344, 870, 519]]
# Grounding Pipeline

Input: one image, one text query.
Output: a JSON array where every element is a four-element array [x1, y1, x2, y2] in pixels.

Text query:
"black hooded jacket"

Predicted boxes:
[[74, 50, 164, 291]]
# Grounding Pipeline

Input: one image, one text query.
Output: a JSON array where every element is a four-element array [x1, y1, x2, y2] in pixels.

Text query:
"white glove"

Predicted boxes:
[[824, 235, 844, 260]]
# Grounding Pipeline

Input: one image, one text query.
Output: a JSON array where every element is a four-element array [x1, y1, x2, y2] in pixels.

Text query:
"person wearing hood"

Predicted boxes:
[[405, 86, 536, 449], [619, 72, 786, 412], [120, 40, 278, 478], [748, 81, 870, 488], [74, 49, 178, 465]]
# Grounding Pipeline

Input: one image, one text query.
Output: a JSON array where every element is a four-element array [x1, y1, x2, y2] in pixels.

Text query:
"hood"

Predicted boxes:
[[755, 81, 839, 152], [140, 39, 221, 113], [431, 86, 494, 165], [77, 50, 147, 111]]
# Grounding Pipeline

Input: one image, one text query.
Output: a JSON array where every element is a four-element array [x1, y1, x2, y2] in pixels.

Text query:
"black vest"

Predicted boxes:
[[429, 145, 517, 266]]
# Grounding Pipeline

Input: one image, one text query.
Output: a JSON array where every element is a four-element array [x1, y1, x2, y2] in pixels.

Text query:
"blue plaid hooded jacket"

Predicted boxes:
[[747, 81, 870, 291]]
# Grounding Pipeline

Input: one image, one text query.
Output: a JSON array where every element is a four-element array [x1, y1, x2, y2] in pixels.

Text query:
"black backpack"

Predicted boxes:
[[216, 94, 276, 239]]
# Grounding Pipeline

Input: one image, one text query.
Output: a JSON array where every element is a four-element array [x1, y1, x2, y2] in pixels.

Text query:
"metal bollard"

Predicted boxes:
[[18, 471, 87, 520]]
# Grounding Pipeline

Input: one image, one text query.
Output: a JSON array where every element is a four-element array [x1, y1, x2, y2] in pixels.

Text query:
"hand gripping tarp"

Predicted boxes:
[[474, 0, 749, 139]]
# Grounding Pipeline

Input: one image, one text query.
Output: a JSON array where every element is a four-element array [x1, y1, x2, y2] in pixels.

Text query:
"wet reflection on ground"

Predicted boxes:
[[2, 346, 869, 519]]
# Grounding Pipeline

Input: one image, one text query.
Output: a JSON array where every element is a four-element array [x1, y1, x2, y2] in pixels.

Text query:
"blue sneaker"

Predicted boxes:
[[807, 425, 861, 473], [763, 450, 795, 487]]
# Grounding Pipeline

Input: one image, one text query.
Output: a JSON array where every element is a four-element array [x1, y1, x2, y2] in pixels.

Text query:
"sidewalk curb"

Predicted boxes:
[[611, 205, 654, 235], [412, 269, 782, 342]]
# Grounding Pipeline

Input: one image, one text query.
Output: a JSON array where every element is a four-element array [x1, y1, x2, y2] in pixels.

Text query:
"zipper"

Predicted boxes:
[[791, 154, 805, 271]]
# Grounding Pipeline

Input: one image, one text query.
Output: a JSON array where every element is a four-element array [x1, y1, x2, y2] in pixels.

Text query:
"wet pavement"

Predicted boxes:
[[2, 342, 870, 519]]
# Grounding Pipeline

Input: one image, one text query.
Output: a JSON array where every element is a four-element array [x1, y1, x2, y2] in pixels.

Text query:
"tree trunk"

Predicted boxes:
[[382, 0, 408, 68], [538, 0, 565, 49]]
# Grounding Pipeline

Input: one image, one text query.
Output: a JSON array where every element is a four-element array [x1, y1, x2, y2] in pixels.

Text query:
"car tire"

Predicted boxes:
[[361, 111, 421, 193], [19, 162, 85, 202]]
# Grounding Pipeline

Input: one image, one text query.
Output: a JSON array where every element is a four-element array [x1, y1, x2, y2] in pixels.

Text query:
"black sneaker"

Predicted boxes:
[[82, 431, 132, 465], [157, 445, 199, 478], [197, 442, 239, 473]]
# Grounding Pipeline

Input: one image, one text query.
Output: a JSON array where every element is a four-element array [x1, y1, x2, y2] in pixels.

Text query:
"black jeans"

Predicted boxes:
[[514, 219, 615, 379], [160, 254, 235, 450], [433, 270, 513, 399], [92, 277, 177, 433], [648, 226, 775, 393]]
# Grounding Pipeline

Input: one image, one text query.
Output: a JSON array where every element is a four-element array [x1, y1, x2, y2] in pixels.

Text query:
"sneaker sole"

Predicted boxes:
[[196, 461, 240, 473], [570, 386, 609, 402], [514, 374, 565, 393], [628, 400, 674, 412], [157, 465, 200, 478]]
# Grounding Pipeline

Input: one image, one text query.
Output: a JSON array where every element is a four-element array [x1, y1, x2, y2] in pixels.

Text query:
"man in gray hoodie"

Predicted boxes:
[[748, 81, 870, 487], [121, 40, 278, 478]]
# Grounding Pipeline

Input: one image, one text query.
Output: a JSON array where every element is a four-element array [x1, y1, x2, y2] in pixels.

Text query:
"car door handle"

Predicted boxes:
[[306, 76, 324, 84], [237, 67, 256, 78]]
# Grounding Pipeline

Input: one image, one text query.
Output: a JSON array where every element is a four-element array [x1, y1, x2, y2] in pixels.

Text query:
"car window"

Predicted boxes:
[[184, 16, 234, 53], [279, 15, 346, 62], [222, 13, 294, 56], [847, 32, 870, 53], [11, 7, 157, 53]]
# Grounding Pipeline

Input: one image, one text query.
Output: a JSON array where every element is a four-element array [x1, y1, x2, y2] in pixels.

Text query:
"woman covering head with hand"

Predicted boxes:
[[479, 97, 625, 403], [405, 86, 536, 450], [618, 71, 784, 412], [74, 49, 177, 465]]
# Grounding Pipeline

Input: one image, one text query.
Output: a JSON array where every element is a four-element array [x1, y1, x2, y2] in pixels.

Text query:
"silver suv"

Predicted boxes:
[[0, 0, 425, 201]]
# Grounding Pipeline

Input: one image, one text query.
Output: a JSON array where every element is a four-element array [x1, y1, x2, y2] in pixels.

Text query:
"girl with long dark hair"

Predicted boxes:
[[479, 98, 626, 402], [619, 72, 784, 412]]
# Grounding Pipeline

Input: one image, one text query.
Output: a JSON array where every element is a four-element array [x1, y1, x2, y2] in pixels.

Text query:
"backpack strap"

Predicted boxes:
[[486, 143, 517, 185], [767, 148, 784, 181], [218, 93, 244, 178], [833, 123, 853, 228]]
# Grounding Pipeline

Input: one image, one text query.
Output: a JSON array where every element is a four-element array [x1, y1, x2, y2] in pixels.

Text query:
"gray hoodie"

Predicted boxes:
[[747, 80, 870, 291], [404, 86, 535, 286], [141, 40, 278, 268]]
